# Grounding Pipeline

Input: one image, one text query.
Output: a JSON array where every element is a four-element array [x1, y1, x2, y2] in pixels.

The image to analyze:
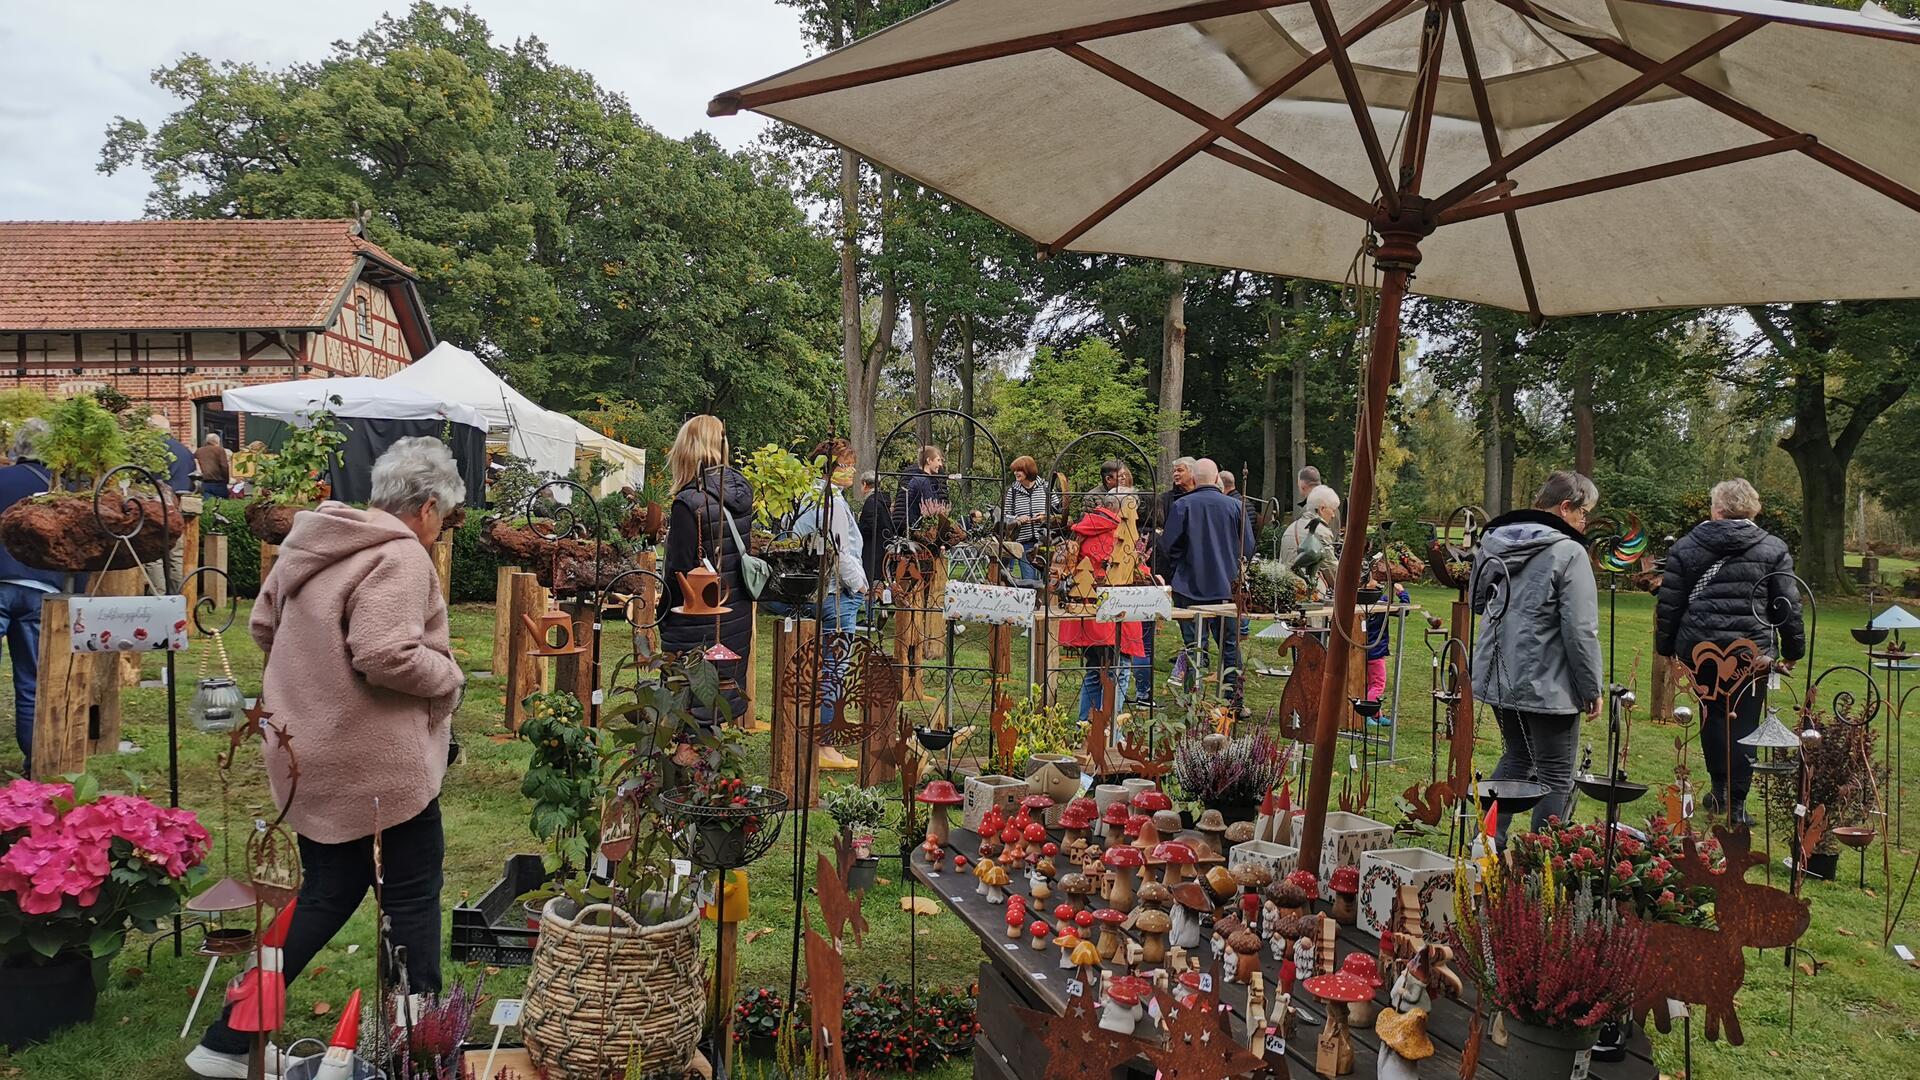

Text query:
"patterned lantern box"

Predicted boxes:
[[1227, 839, 1299, 879], [962, 774, 1029, 833], [1289, 811, 1394, 894], [1359, 847, 1457, 938]]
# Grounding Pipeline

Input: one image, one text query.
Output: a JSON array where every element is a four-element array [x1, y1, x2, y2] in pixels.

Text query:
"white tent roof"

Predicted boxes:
[[569, 419, 650, 497], [222, 376, 487, 429], [384, 342, 579, 477], [713, 0, 1920, 316]]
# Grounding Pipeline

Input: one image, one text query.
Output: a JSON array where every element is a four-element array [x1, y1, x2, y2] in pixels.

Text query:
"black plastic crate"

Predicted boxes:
[[451, 853, 546, 966]]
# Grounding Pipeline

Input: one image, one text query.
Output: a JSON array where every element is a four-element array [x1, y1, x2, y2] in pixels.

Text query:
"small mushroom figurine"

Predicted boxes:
[[1136, 880, 1174, 914], [1376, 944, 1462, 1080], [1030, 857, 1058, 902], [1195, 807, 1229, 853], [1101, 845, 1145, 911], [1021, 792, 1057, 827], [1071, 936, 1105, 988], [974, 856, 996, 896], [1328, 865, 1362, 926], [983, 862, 1012, 904], [1058, 797, 1099, 844], [916, 780, 965, 845], [977, 806, 1006, 857], [1099, 801, 1132, 846], [1030, 918, 1052, 952], [1150, 840, 1198, 885], [1170, 881, 1212, 949], [1151, 808, 1184, 838], [1338, 950, 1385, 1028], [1227, 928, 1264, 984], [1303, 969, 1374, 1077], [1055, 929, 1082, 970], [1098, 974, 1152, 1036], [1005, 908, 1025, 940], [1092, 907, 1129, 961], [920, 833, 945, 870], [1287, 868, 1321, 903], [1022, 821, 1049, 867], [1134, 907, 1173, 964], [1224, 819, 1256, 848], [1059, 871, 1097, 912], [1000, 822, 1027, 864]]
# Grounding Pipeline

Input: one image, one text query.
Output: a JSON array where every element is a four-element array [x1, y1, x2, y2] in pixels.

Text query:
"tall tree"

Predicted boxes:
[[1158, 261, 1188, 478]]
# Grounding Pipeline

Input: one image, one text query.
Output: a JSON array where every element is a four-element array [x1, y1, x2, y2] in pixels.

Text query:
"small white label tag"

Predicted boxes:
[[1665, 998, 1689, 1019], [1895, 944, 1915, 962], [1033, 972, 1047, 980], [1570, 1047, 1592, 1080], [1349, 754, 1359, 772], [671, 858, 692, 878], [784, 617, 796, 633], [489, 998, 524, 1026], [1198, 973, 1213, 993], [590, 689, 604, 705], [1794, 803, 1808, 818], [1004, 942, 1019, 952], [1681, 793, 1694, 819], [1078, 772, 1095, 794], [1066, 979, 1085, 998], [1266, 1035, 1287, 1057]]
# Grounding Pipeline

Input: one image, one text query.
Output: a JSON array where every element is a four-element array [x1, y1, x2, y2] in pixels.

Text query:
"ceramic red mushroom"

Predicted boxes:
[[1005, 907, 1025, 940], [1303, 970, 1373, 1076], [916, 779, 965, 845], [1101, 845, 1145, 911], [920, 833, 944, 869], [1288, 868, 1321, 901], [1099, 974, 1152, 1036], [1053, 902, 1077, 923], [1150, 840, 1198, 885], [1338, 950, 1384, 1027], [1021, 792, 1056, 822], [1091, 907, 1129, 961], [1000, 822, 1025, 863], [1129, 788, 1173, 816], [1100, 802, 1131, 846], [1059, 800, 1098, 845], [1328, 864, 1361, 926], [1022, 821, 1049, 866]]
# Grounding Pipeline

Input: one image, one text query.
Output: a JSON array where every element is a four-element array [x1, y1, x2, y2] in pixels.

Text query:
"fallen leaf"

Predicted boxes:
[[745, 927, 774, 945], [1865, 888, 1878, 898], [1768, 1050, 1782, 1059], [875, 877, 892, 887], [313, 1001, 333, 1016], [1797, 962, 1815, 976], [488, 733, 515, 743], [118, 1016, 131, 1025], [1836, 927, 1856, 937], [122, 966, 143, 980], [485, 965, 501, 976], [900, 896, 940, 916], [309, 965, 328, 977]]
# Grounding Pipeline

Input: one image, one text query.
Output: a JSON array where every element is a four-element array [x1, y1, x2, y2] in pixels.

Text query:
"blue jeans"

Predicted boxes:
[[0, 583, 44, 772], [1078, 645, 1122, 723], [1132, 629, 1155, 704], [818, 592, 862, 730], [1174, 592, 1242, 704]]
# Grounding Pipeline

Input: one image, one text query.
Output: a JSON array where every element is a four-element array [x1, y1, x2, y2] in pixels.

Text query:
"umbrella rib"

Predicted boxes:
[[1452, 4, 1543, 323], [1057, 44, 1373, 220], [1200, 144, 1375, 219], [1438, 134, 1815, 224], [1308, 0, 1399, 212], [1044, 0, 1420, 253], [1434, 15, 1765, 213], [1499, 0, 1920, 216], [709, 0, 1308, 116]]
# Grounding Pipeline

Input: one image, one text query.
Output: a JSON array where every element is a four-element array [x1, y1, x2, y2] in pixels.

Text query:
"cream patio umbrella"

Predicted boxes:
[[711, 0, 1920, 863]]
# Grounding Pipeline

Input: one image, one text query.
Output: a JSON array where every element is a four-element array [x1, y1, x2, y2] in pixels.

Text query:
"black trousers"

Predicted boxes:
[[201, 800, 445, 1053], [1701, 683, 1766, 801]]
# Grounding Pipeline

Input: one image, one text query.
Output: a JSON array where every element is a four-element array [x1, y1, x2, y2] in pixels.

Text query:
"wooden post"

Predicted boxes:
[[30, 597, 91, 778], [768, 619, 820, 807], [203, 534, 229, 609], [1344, 610, 1367, 729], [491, 565, 518, 677], [181, 513, 202, 613], [431, 533, 454, 606], [259, 542, 279, 585], [1649, 622, 1677, 723], [505, 572, 547, 731], [550, 600, 596, 714], [738, 603, 760, 730]]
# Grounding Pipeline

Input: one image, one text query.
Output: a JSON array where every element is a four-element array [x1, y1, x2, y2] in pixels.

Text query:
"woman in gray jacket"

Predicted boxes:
[[1469, 472, 1604, 841]]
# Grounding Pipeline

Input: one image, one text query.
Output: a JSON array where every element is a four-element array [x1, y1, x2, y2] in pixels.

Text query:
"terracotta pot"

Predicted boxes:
[[0, 493, 181, 572], [244, 499, 308, 545]]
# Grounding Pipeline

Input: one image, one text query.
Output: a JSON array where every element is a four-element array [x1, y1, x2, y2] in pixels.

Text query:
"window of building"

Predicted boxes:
[[355, 293, 373, 342]]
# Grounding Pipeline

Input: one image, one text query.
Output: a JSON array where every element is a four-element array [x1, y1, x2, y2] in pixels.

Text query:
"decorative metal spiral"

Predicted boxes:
[[523, 477, 600, 542], [1588, 511, 1649, 573], [181, 566, 238, 634], [1808, 663, 1880, 728], [596, 566, 667, 631]]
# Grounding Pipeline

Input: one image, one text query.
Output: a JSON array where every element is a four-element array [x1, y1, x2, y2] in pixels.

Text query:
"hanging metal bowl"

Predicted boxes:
[[1574, 773, 1650, 807], [914, 725, 958, 753], [1852, 624, 1890, 647], [656, 785, 790, 871], [1473, 779, 1551, 813]]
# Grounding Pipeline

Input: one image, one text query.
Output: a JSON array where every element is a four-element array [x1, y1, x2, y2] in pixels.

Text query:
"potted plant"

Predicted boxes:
[[1001, 692, 1080, 788], [1509, 814, 1721, 925], [733, 986, 800, 1060], [822, 784, 888, 890], [246, 399, 347, 543], [1246, 558, 1310, 614], [1767, 711, 1881, 880], [1171, 729, 1286, 823], [0, 775, 210, 1048], [514, 690, 601, 927], [1450, 863, 1646, 1077], [739, 443, 829, 603], [0, 394, 183, 572]]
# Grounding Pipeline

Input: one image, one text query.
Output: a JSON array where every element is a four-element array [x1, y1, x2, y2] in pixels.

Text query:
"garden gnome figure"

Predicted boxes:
[[1292, 927, 1317, 981], [226, 900, 298, 1033], [1376, 945, 1461, 1080], [1170, 882, 1211, 949], [1229, 929, 1264, 984], [1098, 976, 1150, 1035]]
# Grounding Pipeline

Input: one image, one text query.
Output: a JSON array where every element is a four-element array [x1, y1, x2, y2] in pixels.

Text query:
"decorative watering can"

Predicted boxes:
[[673, 564, 732, 616], [521, 609, 587, 657]]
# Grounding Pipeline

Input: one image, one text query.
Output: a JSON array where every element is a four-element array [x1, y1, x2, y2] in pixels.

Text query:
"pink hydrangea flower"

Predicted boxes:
[[0, 778, 73, 833]]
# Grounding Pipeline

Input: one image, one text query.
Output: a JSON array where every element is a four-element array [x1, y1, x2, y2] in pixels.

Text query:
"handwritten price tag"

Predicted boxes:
[[1349, 754, 1359, 771], [489, 999, 524, 1026], [1066, 979, 1085, 998], [1198, 973, 1214, 993], [1266, 1035, 1287, 1057]]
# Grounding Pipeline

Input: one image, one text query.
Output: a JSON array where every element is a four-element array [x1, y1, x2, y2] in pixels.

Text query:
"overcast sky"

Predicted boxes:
[[0, 0, 809, 221]]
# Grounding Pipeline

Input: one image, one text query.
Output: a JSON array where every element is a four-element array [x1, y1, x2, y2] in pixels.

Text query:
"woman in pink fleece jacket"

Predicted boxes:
[[189, 437, 467, 1080]]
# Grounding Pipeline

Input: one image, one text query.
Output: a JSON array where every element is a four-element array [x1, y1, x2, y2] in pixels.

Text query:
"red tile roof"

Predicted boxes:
[[0, 219, 417, 332]]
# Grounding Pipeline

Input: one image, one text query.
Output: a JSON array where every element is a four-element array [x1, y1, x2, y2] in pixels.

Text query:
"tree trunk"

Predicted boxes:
[[1572, 360, 1596, 478], [959, 316, 977, 474], [1788, 442, 1850, 593], [910, 292, 934, 446], [1480, 325, 1504, 516], [1289, 280, 1308, 503], [1261, 363, 1279, 518], [838, 145, 872, 476], [1158, 261, 1187, 480]]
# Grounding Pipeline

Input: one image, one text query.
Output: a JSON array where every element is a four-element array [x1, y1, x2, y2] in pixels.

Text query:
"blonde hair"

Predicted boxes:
[[1711, 478, 1761, 519], [669, 415, 727, 491]]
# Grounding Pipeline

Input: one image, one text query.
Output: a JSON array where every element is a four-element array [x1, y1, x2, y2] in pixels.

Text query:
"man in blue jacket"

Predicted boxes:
[[1157, 458, 1255, 708], [0, 420, 65, 773]]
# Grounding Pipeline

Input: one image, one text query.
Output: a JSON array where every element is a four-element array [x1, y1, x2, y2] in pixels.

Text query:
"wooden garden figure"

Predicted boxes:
[[1375, 944, 1462, 1080], [1303, 969, 1372, 1077], [1292, 928, 1317, 981], [1068, 556, 1099, 610]]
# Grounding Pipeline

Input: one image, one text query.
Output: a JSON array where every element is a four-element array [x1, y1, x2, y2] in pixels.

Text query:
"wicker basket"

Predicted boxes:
[[522, 899, 706, 1079]]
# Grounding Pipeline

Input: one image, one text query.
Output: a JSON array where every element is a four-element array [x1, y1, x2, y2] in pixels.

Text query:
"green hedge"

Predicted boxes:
[[198, 497, 504, 603]]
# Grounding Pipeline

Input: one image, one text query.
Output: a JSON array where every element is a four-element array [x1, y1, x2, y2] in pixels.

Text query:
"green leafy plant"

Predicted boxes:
[[821, 784, 889, 852], [36, 394, 128, 488], [733, 986, 800, 1047], [1246, 558, 1309, 612], [739, 442, 823, 529], [516, 690, 601, 877], [120, 407, 175, 482], [1510, 814, 1721, 926], [996, 691, 1078, 775], [253, 400, 348, 505], [841, 979, 979, 1073]]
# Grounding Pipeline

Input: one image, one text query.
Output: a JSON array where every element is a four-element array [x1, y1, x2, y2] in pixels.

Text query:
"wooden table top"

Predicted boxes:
[[913, 828, 1656, 1080]]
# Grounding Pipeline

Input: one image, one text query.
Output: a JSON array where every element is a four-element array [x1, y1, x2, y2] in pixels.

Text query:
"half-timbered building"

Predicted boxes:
[[0, 219, 434, 444]]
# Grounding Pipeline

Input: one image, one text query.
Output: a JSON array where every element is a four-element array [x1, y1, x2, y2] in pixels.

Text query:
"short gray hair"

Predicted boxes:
[[1219, 469, 1235, 490], [1533, 471, 1599, 512], [370, 437, 466, 515], [9, 418, 47, 461], [1305, 484, 1341, 515], [1172, 456, 1197, 473], [859, 470, 876, 488], [1297, 466, 1321, 487], [1190, 458, 1220, 485], [1711, 477, 1761, 519], [203, 433, 221, 446]]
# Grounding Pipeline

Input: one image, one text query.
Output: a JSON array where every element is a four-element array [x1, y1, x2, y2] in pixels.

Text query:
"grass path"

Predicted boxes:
[[4, 584, 1919, 1078]]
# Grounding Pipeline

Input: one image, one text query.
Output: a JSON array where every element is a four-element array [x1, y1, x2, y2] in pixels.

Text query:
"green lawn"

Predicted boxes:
[[4, 583, 1919, 1079]]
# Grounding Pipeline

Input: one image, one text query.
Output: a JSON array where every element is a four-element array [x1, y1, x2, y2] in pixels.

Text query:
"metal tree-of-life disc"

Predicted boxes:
[[245, 715, 303, 908], [782, 635, 902, 747]]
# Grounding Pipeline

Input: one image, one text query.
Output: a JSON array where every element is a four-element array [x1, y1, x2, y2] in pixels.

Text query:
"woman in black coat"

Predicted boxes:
[[1655, 478, 1805, 825], [659, 415, 755, 724]]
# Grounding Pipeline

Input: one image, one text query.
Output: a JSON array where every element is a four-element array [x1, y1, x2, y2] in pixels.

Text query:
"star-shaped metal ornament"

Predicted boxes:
[[1145, 990, 1267, 1080], [1014, 1003, 1147, 1080]]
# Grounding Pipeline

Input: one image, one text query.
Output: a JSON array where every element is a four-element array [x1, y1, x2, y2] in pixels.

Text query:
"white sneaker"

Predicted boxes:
[[185, 1042, 286, 1079]]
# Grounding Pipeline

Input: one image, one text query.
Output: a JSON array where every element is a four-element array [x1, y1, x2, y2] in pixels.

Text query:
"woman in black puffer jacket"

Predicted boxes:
[[1655, 478, 1805, 824], [660, 415, 755, 724]]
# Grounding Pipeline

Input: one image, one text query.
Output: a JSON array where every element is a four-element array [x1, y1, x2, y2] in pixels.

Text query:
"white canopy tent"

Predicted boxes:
[[221, 376, 487, 430], [570, 419, 650, 497], [385, 342, 581, 477]]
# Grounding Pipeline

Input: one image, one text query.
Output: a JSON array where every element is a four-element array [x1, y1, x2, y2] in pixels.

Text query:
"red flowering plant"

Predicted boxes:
[[0, 775, 209, 975], [1509, 815, 1721, 926], [1450, 862, 1646, 1031], [841, 979, 978, 1073]]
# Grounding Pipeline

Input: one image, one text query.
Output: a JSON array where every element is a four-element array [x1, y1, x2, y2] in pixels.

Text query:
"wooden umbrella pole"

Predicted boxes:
[[1298, 214, 1426, 869]]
